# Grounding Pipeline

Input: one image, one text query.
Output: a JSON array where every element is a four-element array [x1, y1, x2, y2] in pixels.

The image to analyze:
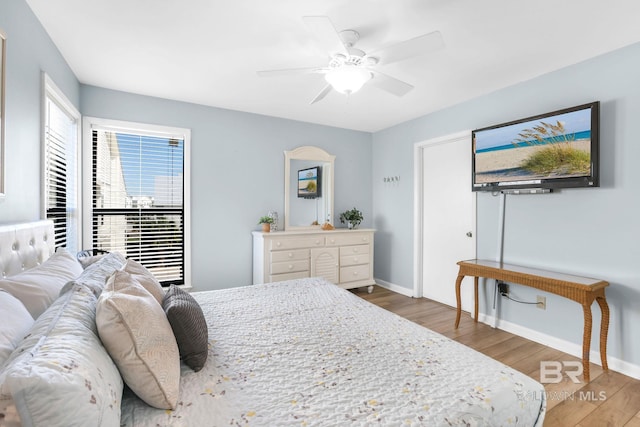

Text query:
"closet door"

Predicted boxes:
[[421, 133, 476, 311]]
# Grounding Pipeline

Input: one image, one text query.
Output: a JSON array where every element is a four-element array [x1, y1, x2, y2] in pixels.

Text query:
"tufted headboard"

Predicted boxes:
[[0, 220, 56, 278]]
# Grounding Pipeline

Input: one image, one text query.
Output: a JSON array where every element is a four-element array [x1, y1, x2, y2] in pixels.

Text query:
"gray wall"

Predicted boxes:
[[0, 0, 80, 221], [372, 42, 640, 367], [80, 85, 372, 291]]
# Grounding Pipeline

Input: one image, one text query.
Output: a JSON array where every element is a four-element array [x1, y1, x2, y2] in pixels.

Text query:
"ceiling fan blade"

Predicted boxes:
[[257, 67, 326, 77], [302, 16, 349, 56], [369, 71, 414, 97], [310, 84, 333, 104], [368, 31, 444, 65]]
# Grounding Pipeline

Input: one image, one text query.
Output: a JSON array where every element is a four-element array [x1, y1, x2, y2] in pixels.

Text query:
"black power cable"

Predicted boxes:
[[499, 292, 539, 305], [497, 282, 540, 305]]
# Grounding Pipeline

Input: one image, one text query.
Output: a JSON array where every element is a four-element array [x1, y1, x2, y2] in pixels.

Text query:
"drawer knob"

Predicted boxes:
[[353, 271, 359, 276], [353, 248, 359, 253], [354, 257, 359, 263], [276, 242, 282, 247], [288, 264, 293, 270], [330, 239, 335, 244], [315, 240, 320, 245], [288, 252, 293, 258]]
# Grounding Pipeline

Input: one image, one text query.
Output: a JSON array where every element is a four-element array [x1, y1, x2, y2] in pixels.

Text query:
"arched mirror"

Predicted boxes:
[[284, 146, 335, 230]]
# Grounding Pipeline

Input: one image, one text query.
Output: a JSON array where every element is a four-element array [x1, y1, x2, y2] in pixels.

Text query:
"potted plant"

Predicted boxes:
[[258, 216, 274, 232], [339, 207, 363, 230]]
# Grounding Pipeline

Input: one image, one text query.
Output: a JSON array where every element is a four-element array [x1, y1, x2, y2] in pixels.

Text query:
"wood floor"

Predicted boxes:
[[350, 286, 640, 427]]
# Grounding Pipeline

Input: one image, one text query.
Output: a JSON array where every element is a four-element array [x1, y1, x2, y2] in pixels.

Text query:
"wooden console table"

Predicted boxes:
[[454, 259, 609, 382]]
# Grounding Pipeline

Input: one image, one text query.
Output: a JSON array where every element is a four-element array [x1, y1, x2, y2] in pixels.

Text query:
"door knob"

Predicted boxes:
[[466, 231, 473, 237]]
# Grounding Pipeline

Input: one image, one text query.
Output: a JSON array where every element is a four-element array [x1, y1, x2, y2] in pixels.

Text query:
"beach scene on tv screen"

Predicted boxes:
[[298, 168, 318, 196], [474, 108, 592, 185]]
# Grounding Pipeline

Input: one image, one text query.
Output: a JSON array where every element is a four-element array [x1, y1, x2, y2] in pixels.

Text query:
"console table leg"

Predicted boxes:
[[596, 296, 610, 372], [474, 276, 479, 322], [455, 274, 464, 329], [581, 304, 593, 383]]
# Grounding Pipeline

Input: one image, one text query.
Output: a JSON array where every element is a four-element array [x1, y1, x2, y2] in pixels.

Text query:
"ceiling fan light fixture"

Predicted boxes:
[[325, 66, 371, 95]]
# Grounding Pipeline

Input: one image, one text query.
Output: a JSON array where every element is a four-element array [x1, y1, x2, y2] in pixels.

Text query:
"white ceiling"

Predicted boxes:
[[25, 0, 640, 132]]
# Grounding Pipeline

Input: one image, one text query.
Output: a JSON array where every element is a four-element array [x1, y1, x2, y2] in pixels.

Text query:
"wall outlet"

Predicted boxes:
[[498, 282, 509, 295], [536, 296, 546, 310]]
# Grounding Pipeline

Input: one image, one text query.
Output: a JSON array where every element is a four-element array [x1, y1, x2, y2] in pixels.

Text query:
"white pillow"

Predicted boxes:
[[96, 269, 180, 410], [122, 258, 165, 305], [59, 252, 127, 297], [0, 248, 83, 319], [0, 290, 34, 368], [78, 253, 106, 269], [1, 282, 123, 427]]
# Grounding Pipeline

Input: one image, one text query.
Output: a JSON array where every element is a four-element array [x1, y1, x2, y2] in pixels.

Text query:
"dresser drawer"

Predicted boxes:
[[326, 233, 371, 246], [269, 271, 309, 282], [340, 264, 371, 283], [270, 236, 324, 250], [271, 249, 309, 263], [340, 254, 368, 267], [271, 259, 309, 275], [339, 245, 369, 257]]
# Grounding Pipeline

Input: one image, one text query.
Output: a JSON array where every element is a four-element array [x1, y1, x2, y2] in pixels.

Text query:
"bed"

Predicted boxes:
[[0, 220, 546, 426]]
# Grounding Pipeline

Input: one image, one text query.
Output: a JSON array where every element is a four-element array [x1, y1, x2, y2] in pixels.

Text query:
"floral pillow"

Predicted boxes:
[[1, 283, 123, 427]]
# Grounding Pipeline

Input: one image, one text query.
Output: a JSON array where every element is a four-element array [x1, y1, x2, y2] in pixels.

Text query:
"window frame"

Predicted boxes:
[[82, 116, 192, 288], [41, 73, 82, 251]]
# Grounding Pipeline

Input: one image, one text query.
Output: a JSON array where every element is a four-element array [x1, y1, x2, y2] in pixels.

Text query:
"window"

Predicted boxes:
[[83, 118, 191, 287], [43, 74, 81, 251]]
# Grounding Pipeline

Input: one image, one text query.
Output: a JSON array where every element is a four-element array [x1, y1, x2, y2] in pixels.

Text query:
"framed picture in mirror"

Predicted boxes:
[[297, 166, 322, 199]]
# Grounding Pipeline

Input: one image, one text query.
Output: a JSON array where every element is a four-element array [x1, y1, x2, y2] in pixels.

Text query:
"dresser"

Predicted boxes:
[[252, 229, 375, 291]]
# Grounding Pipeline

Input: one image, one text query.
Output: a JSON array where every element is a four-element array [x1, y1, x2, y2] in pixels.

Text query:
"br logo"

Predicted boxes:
[[540, 361, 583, 383]]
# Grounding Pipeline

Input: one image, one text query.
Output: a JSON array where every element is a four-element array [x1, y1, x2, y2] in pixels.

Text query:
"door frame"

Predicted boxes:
[[413, 130, 476, 299]]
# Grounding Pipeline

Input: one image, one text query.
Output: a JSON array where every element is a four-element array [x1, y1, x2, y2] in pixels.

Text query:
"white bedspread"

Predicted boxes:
[[121, 278, 545, 426]]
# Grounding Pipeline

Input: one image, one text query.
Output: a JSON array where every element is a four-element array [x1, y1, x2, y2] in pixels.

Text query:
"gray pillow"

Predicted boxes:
[[162, 285, 208, 371]]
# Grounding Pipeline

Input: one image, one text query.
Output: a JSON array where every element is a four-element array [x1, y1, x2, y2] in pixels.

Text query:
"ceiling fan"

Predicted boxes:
[[257, 16, 444, 104]]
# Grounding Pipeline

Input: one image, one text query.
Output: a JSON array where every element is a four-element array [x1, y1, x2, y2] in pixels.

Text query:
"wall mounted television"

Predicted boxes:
[[297, 166, 322, 199], [472, 101, 600, 192]]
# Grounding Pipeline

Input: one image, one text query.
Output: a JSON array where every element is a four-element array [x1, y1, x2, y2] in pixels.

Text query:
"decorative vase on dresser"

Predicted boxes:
[[252, 229, 375, 292]]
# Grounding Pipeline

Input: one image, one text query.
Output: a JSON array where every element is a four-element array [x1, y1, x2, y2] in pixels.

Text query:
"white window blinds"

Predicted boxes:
[[90, 127, 186, 286], [44, 76, 80, 251]]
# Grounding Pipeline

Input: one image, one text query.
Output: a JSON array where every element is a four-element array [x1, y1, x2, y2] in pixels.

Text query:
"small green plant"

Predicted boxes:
[[258, 216, 274, 224], [339, 207, 363, 229]]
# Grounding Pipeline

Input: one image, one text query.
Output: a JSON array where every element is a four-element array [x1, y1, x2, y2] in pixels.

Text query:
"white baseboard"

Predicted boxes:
[[374, 278, 414, 297], [478, 313, 640, 380]]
